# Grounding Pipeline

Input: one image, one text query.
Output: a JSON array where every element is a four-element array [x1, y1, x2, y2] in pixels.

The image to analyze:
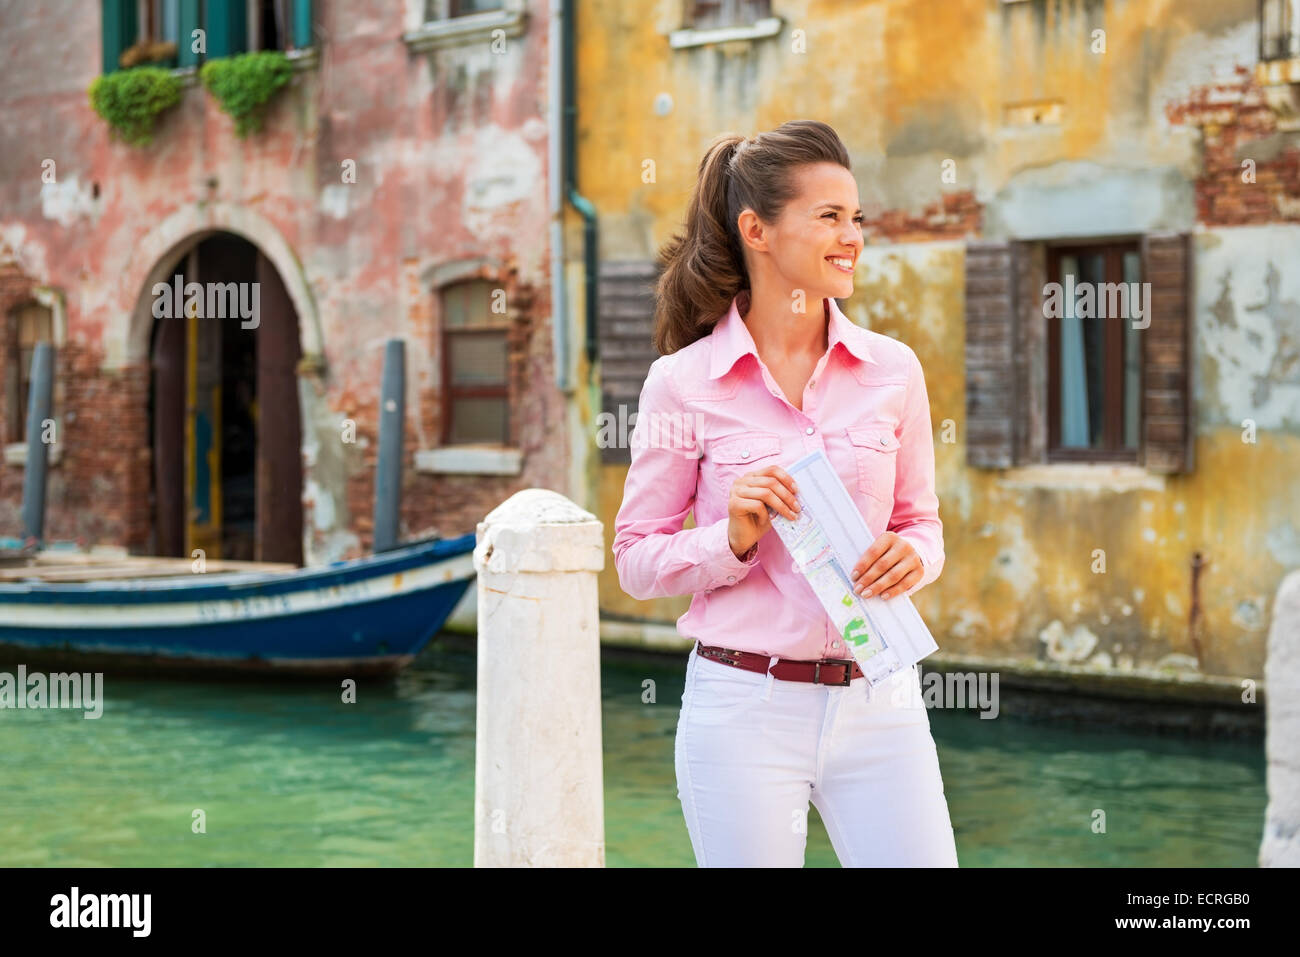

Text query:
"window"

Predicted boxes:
[[963, 234, 1193, 474], [405, 0, 525, 52], [449, 0, 504, 15], [1260, 0, 1300, 62], [441, 280, 511, 446], [101, 0, 312, 73], [688, 0, 771, 29], [1046, 243, 1142, 461], [5, 302, 54, 445]]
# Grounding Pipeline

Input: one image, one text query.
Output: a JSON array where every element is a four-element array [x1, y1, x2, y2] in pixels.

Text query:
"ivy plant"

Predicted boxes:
[[87, 67, 183, 146], [199, 51, 293, 138]]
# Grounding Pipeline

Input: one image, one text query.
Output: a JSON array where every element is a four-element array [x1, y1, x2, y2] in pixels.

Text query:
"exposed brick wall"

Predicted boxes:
[[1167, 65, 1300, 226], [862, 189, 983, 244], [0, 0, 562, 561]]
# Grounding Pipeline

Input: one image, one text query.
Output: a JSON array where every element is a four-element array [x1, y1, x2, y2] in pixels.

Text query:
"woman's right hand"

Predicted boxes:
[[726, 465, 800, 559]]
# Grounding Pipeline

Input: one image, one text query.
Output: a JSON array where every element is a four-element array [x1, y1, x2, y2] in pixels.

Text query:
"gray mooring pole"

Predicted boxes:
[[372, 338, 405, 554], [20, 342, 54, 546]]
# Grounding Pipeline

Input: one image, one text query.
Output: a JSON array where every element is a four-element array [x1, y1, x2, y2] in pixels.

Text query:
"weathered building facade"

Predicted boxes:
[[584, 0, 1300, 683], [3, 0, 1296, 687], [0, 0, 568, 565]]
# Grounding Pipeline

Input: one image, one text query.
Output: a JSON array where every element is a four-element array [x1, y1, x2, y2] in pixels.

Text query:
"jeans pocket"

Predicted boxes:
[[685, 655, 768, 721]]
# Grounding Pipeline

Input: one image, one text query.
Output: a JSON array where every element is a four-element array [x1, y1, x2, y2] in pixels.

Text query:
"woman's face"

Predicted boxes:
[[739, 161, 864, 304]]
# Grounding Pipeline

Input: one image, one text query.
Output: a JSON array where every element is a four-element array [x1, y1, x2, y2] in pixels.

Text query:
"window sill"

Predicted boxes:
[[403, 9, 528, 53], [168, 46, 317, 86], [415, 445, 522, 476], [4, 443, 62, 467], [998, 462, 1165, 492], [668, 16, 783, 49]]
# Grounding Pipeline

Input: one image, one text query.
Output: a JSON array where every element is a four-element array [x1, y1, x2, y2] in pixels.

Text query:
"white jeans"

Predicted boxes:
[[674, 645, 959, 867]]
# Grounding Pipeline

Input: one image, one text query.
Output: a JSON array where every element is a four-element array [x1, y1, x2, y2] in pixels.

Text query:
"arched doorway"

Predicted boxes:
[[147, 232, 304, 565]]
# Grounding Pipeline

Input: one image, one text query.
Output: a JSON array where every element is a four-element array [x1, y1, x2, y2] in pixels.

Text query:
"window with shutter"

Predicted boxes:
[[597, 261, 662, 465], [963, 233, 1194, 473]]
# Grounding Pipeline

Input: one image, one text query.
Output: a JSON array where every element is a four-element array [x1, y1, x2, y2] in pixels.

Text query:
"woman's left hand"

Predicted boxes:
[[850, 531, 922, 600]]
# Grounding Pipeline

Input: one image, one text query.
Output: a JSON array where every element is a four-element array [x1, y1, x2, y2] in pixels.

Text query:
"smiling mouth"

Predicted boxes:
[[825, 257, 855, 274]]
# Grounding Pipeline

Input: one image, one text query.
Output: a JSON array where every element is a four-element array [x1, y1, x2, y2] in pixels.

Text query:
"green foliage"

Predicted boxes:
[[199, 51, 293, 138], [87, 67, 183, 147]]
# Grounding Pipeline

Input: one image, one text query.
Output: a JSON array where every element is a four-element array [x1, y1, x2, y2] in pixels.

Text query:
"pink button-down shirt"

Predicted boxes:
[[612, 289, 945, 661]]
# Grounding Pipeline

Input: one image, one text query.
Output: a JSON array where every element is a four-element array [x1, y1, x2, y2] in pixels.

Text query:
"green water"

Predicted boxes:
[[0, 639, 1265, 867]]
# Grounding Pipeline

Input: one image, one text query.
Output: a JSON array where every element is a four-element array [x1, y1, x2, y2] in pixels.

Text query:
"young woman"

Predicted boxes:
[[611, 120, 959, 867]]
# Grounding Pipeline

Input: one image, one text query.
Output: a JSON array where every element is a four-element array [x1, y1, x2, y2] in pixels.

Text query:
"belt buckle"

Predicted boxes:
[[813, 658, 855, 686]]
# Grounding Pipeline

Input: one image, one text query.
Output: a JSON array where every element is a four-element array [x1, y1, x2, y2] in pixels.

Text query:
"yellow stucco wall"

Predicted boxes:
[[581, 0, 1296, 680]]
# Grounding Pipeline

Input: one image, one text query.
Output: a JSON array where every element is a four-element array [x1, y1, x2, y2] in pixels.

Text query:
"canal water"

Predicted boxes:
[[0, 637, 1265, 867]]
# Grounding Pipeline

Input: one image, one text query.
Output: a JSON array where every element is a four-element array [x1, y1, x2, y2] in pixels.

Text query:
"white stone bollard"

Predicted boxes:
[[1261, 569, 1300, 867], [472, 488, 606, 867]]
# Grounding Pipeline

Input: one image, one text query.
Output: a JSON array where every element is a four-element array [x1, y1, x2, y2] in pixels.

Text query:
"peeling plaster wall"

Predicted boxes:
[[0, 0, 564, 563], [589, 0, 1299, 680]]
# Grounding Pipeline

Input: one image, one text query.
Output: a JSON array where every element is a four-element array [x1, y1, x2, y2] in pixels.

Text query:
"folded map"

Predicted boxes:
[[766, 448, 939, 686]]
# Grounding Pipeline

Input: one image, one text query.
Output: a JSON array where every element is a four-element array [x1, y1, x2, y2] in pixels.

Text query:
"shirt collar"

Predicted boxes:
[[707, 288, 874, 380]]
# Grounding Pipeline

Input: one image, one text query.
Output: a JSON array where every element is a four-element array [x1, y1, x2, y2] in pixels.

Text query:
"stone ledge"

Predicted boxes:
[[3, 442, 62, 467], [403, 8, 528, 53], [415, 445, 523, 476], [667, 16, 783, 49]]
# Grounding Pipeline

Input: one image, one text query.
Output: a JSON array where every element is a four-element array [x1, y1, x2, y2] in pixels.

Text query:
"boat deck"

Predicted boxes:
[[0, 550, 297, 583]]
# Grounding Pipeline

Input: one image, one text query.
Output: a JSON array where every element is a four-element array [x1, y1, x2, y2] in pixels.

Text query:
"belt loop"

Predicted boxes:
[[761, 655, 779, 701]]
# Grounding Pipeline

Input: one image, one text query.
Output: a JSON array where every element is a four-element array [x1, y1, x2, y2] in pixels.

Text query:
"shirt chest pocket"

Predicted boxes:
[[707, 430, 784, 499], [846, 425, 900, 505]]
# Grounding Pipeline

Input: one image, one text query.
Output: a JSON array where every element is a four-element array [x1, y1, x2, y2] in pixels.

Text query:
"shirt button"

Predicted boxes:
[[832, 640, 841, 648], [727, 575, 736, 582], [740, 450, 750, 459], [879, 436, 887, 446], [809, 379, 816, 388], [805, 426, 814, 435]]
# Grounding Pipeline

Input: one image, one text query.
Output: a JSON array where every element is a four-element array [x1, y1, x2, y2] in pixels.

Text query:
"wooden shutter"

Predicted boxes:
[[1140, 233, 1194, 473], [206, 0, 248, 57], [598, 261, 661, 465], [292, 0, 314, 49], [178, 0, 201, 67], [101, 0, 138, 73], [964, 240, 1022, 468]]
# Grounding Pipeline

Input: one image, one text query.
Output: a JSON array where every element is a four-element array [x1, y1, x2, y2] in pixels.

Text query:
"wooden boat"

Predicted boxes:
[[0, 533, 477, 677]]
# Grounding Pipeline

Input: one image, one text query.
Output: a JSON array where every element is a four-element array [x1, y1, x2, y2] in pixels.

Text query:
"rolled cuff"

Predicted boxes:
[[701, 518, 760, 592]]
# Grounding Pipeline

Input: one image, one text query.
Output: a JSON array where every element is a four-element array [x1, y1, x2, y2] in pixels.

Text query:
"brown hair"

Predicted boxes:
[[651, 119, 852, 356]]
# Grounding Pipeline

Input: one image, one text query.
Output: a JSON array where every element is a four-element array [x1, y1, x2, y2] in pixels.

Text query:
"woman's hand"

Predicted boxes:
[[850, 531, 922, 600], [726, 465, 800, 559]]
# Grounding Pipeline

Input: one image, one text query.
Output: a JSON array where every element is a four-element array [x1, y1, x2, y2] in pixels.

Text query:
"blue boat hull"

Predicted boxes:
[[0, 534, 477, 677]]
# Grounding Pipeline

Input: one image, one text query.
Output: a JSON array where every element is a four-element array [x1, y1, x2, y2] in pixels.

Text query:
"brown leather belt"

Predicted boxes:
[[695, 641, 864, 686]]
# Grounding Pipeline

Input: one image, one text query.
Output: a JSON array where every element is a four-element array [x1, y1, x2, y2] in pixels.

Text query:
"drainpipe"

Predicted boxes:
[[561, 0, 599, 374], [548, 0, 571, 392]]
